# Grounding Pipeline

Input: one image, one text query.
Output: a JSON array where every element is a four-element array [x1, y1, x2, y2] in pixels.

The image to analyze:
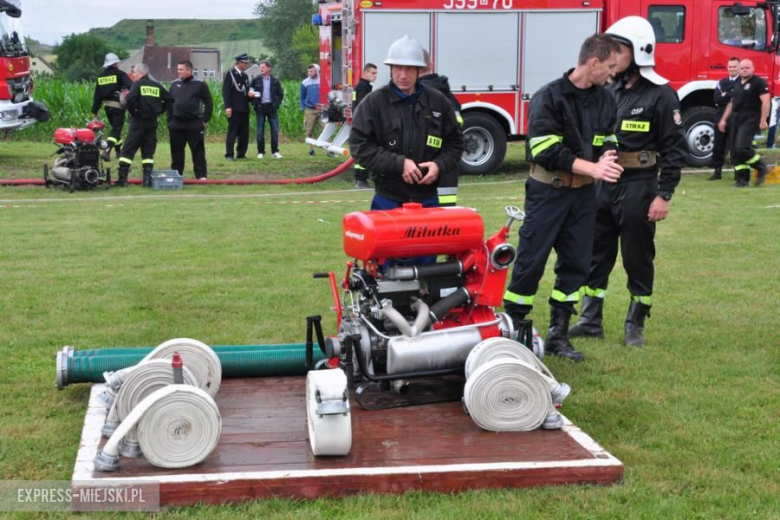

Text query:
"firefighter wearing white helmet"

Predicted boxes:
[[349, 35, 463, 213], [569, 17, 687, 347], [92, 52, 133, 161]]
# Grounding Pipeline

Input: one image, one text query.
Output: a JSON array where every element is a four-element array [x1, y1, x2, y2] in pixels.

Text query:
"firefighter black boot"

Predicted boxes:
[[624, 300, 652, 347], [707, 167, 722, 181], [116, 164, 129, 187], [569, 296, 605, 338], [755, 161, 770, 186], [545, 306, 584, 362], [142, 164, 153, 188]]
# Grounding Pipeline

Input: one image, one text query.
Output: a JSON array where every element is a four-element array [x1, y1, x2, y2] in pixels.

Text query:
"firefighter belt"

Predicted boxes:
[[530, 163, 594, 188], [617, 150, 658, 168]]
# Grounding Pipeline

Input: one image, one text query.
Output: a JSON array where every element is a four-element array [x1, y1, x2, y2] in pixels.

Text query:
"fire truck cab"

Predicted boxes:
[[0, 0, 45, 132], [312, 0, 780, 174]]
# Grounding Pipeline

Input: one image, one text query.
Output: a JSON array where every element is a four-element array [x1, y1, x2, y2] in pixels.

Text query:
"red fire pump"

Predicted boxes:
[[306, 204, 533, 410], [43, 120, 111, 192]]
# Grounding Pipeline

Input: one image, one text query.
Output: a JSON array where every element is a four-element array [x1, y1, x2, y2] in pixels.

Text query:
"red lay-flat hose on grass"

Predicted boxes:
[[0, 158, 355, 186]]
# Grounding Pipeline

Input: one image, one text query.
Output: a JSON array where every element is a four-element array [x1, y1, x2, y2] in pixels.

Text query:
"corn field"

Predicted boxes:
[[12, 77, 309, 143]]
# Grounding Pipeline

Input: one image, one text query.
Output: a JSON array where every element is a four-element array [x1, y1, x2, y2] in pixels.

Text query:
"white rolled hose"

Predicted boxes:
[[463, 358, 554, 432], [306, 369, 352, 456], [465, 337, 570, 405], [95, 385, 222, 471], [102, 360, 198, 437], [103, 338, 221, 397]]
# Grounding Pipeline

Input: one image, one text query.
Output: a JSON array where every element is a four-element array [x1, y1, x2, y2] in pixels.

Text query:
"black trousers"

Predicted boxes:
[[583, 175, 657, 299], [505, 178, 596, 316], [104, 107, 126, 147], [730, 112, 761, 182], [170, 127, 207, 178], [225, 111, 249, 158], [119, 122, 157, 163]]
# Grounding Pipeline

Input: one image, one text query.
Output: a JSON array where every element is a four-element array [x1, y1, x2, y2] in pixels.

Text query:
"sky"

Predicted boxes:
[[18, 0, 258, 45]]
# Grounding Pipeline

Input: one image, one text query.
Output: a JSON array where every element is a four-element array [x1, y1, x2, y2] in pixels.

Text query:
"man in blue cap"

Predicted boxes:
[[222, 53, 251, 160]]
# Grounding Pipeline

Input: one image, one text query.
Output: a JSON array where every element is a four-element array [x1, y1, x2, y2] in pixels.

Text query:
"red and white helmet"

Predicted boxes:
[[606, 16, 669, 85]]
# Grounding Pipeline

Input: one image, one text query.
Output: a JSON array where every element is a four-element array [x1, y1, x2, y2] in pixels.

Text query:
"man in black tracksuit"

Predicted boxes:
[[570, 17, 687, 347], [352, 63, 377, 189], [91, 53, 133, 161], [502, 34, 623, 362], [718, 59, 771, 187], [168, 60, 213, 179], [420, 51, 463, 207], [709, 57, 740, 181], [116, 63, 173, 187], [349, 36, 463, 211], [222, 53, 251, 160]]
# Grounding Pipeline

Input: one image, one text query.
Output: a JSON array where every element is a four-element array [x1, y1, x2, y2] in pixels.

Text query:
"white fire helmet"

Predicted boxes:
[[103, 53, 121, 68], [606, 16, 669, 85], [383, 35, 427, 68]]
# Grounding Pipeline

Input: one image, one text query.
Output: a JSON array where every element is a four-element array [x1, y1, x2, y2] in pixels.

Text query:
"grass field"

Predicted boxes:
[[0, 140, 778, 517]]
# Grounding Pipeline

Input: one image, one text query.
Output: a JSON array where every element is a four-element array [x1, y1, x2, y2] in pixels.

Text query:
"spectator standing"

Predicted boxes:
[[168, 60, 213, 180], [300, 64, 321, 157], [250, 60, 284, 159], [222, 53, 251, 161], [351, 63, 377, 189], [709, 57, 740, 181]]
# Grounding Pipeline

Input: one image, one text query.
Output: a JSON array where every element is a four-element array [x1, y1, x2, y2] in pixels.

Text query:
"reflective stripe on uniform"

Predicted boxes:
[[603, 134, 618, 145], [746, 154, 761, 165], [119, 157, 133, 165], [354, 164, 366, 170], [581, 286, 606, 299], [140, 86, 160, 97], [620, 120, 650, 132], [142, 159, 154, 165], [106, 137, 118, 145], [734, 164, 751, 171], [438, 195, 457, 205], [455, 111, 464, 126], [503, 291, 534, 306], [529, 135, 563, 158], [98, 75, 117, 86], [551, 289, 580, 303], [631, 295, 652, 305]]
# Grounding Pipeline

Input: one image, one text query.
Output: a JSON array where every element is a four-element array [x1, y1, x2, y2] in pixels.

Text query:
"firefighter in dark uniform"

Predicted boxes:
[[502, 34, 623, 362], [420, 50, 463, 207], [352, 63, 377, 189], [718, 58, 771, 187], [222, 53, 251, 160], [349, 35, 463, 212], [116, 63, 173, 187], [91, 53, 133, 161], [569, 17, 687, 347], [709, 57, 740, 181]]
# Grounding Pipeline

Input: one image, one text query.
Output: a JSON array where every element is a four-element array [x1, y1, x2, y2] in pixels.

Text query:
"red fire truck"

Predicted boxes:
[[310, 0, 780, 174], [0, 0, 46, 132]]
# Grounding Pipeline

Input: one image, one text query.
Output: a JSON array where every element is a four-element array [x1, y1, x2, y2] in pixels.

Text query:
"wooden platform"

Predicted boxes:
[[72, 378, 623, 506]]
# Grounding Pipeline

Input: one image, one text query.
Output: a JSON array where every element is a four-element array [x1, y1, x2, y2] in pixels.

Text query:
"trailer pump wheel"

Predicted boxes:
[[461, 112, 507, 175]]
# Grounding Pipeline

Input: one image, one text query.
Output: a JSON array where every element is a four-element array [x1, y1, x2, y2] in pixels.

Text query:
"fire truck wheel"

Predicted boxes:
[[461, 112, 507, 175], [682, 106, 718, 167]]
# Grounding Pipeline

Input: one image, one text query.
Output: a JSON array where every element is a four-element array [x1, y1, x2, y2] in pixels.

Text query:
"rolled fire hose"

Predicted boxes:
[[102, 360, 199, 437], [104, 338, 222, 397], [306, 369, 352, 456], [94, 385, 222, 471], [463, 358, 555, 432]]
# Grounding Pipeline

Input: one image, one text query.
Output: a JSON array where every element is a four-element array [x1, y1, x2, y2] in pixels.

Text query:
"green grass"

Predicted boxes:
[[0, 140, 778, 517]]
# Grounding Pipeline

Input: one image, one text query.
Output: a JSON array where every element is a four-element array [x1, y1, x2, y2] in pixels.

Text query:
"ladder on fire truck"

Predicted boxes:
[[305, 1, 355, 158]]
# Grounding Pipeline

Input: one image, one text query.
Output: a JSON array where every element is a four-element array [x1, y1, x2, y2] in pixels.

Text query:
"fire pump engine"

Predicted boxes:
[[0, 0, 48, 132], [310, 0, 780, 173]]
